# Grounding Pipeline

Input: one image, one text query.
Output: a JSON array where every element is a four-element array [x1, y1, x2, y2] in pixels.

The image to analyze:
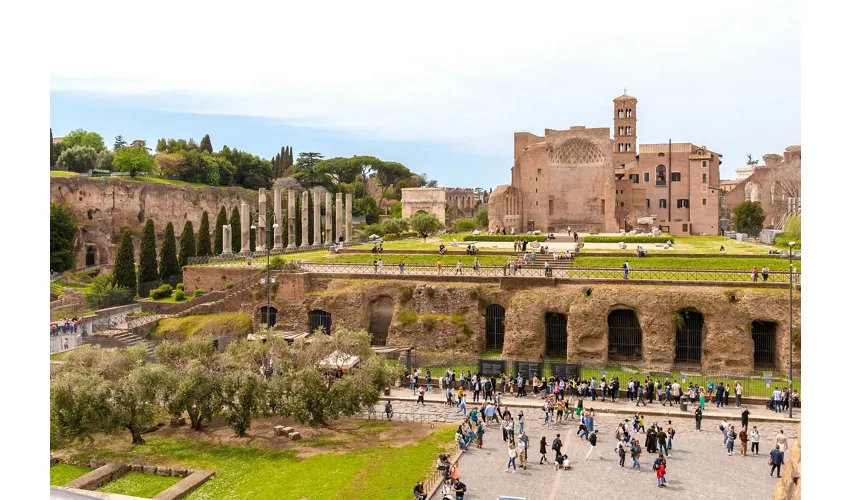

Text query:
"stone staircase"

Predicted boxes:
[[87, 328, 158, 357]]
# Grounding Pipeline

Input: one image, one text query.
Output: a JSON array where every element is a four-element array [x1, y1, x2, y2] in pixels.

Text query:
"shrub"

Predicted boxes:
[[451, 218, 477, 233], [426, 286, 436, 298], [397, 307, 418, 325], [772, 233, 801, 250], [193, 289, 204, 297], [174, 289, 187, 301], [269, 256, 287, 270], [475, 209, 489, 228], [462, 235, 546, 242], [399, 286, 413, 303], [176, 283, 185, 291], [86, 274, 133, 309], [582, 235, 673, 244], [225, 282, 233, 290], [150, 284, 174, 300], [422, 316, 436, 331]]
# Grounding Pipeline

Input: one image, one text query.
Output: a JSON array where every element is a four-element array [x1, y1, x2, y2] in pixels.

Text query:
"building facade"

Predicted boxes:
[[489, 93, 723, 236]]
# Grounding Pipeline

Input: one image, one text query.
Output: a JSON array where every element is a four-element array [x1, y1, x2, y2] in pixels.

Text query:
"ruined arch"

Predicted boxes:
[[308, 309, 332, 334], [752, 320, 777, 368], [485, 304, 505, 351], [674, 309, 704, 364], [544, 312, 567, 357], [549, 138, 604, 165], [85, 245, 98, 267], [368, 296, 394, 346], [607, 309, 642, 361], [259, 305, 278, 327]]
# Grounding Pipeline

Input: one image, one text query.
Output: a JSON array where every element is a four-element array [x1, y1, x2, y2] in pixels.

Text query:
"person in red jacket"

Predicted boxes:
[[654, 453, 667, 488]]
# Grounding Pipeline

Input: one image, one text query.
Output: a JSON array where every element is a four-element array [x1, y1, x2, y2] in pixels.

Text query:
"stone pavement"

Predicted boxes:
[[387, 387, 802, 425], [420, 408, 797, 500]]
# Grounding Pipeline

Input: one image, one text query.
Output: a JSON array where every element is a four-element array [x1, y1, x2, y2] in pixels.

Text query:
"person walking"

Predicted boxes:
[[456, 396, 467, 415], [417, 386, 425, 406], [739, 427, 749, 456], [694, 406, 703, 431], [399, 261, 405, 274], [770, 444, 785, 477], [775, 429, 789, 461], [666, 421, 675, 451], [539, 436, 549, 464], [631, 439, 642, 472], [455, 260, 463, 275], [385, 400, 393, 420], [586, 430, 600, 460], [473, 257, 480, 273], [726, 425, 736, 456], [453, 477, 467, 500], [617, 438, 627, 467], [657, 427, 669, 457], [377, 258, 383, 273], [505, 443, 518, 473], [517, 436, 527, 469], [735, 381, 743, 408], [623, 260, 630, 279], [750, 426, 761, 455], [654, 454, 667, 488], [636, 383, 646, 406], [552, 433, 563, 459], [475, 422, 484, 448]]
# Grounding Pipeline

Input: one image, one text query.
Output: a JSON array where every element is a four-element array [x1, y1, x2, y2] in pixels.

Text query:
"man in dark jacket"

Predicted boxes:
[[612, 378, 620, 402], [770, 445, 785, 477], [552, 434, 563, 457]]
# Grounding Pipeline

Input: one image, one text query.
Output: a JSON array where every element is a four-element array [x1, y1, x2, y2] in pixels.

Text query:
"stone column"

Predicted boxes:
[[256, 188, 267, 252], [335, 193, 343, 245], [300, 191, 309, 248], [287, 189, 297, 249], [222, 225, 232, 255], [324, 192, 333, 245], [345, 193, 353, 243], [239, 202, 250, 255], [273, 188, 283, 250], [312, 190, 322, 246]]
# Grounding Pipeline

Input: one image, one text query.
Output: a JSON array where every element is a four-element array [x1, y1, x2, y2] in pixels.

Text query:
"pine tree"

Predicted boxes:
[[179, 221, 196, 268], [200, 134, 213, 153], [113, 228, 137, 291], [138, 219, 158, 283], [214, 206, 227, 254], [230, 206, 242, 251], [197, 211, 211, 256], [159, 222, 179, 280]]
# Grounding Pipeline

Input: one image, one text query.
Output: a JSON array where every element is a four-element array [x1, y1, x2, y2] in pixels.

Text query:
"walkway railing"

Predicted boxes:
[[297, 262, 801, 283], [354, 410, 449, 423], [186, 242, 366, 266]]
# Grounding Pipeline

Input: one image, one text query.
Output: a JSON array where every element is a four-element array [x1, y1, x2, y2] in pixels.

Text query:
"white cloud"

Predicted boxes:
[[51, 1, 800, 165]]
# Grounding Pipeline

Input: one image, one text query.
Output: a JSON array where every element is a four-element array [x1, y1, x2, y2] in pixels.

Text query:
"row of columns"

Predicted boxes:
[[220, 189, 352, 256]]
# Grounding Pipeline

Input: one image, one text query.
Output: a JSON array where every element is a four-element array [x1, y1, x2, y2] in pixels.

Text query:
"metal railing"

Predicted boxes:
[[186, 242, 366, 266], [422, 442, 462, 495], [297, 262, 801, 283], [354, 410, 449, 423]]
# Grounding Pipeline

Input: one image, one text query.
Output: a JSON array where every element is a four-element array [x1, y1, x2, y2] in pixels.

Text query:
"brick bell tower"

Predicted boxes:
[[613, 90, 638, 174]]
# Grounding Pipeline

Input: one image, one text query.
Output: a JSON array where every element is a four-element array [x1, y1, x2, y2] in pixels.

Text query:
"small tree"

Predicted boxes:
[[50, 203, 78, 272], [156, 339, 223, 431], [86, 274, 132, 309], [199, 134, 213, 153], [475, 209, 489, 228], [230, 207, 242, 251], [114, 145, 155, 177], [197, 211, 211, 256], [56, 145, 98, 173], [451, 218, 476, 233], [113, 229, 137, 291], [221, 370, 264, 437], [214, 206, 227, 254], [732, 201, 766, 236], [159, 222, 179, 280], [138, 219, 158, 283], [110, 363, 170, 444], [391, 202, 402, 218], [409, 212, 444, 242], [179, 221, 196, 268], [62, 129, 106, 151], [380, 218, 408, 237], [353, 196, 380, 224], [113, 135, 127, 152]]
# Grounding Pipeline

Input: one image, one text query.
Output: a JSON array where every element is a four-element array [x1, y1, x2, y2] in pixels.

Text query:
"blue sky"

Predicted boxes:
[[49, 1, 800, 189]]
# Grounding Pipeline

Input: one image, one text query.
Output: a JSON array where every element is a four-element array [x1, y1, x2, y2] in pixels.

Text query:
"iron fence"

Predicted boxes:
[[185, 242, 367, 266], [297, 262, 801, 283], [354, 410, 449, 423]]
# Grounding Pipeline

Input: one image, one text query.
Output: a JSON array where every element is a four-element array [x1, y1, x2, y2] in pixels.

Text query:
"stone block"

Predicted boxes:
[[157, 467, 173, 477], [131, 464, 144, 472], [172, 468, 188, 477], [289, 431, 302, 441], [66, 462, 128, 490], [274, 425, 286, 436], [152, 470, 216, 500], [50, 457, 59, 466], [144, 465, 157, 475]]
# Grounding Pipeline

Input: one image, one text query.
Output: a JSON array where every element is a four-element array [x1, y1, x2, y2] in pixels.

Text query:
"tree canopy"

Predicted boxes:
[[114, 145, 155, 177], [61, 129, 106, 152], [138, 219, 158, 283], [409, 211, 444, 241], [50, 203, 78, 272], [113, 229, 137, 291], [56, 146, 98, 173], [732, 201, 766, 236]]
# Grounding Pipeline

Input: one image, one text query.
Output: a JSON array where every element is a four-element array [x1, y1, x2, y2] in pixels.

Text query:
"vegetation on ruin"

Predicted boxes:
[[49, 170, 81, 177], [50, 345, 92, 361], [151, 313, 252, 340], [50, 203, 79, 272], [97, 471, 181, 497], [86, 274, 133, 309], [50, 463, 93, 485]]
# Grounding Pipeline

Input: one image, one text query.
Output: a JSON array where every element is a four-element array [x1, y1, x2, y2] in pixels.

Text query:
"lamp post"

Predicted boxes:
[[788, 241, 795, 419]]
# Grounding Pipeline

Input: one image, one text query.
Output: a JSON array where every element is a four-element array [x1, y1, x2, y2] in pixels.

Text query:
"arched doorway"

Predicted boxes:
[[368, 296, 393, 346], [608, 310, 642, 361], [674, 310, 704, 364], [85, 245, 97, 267], [485, 304, 505, 351], [259, 306, 277, 327], [752, 321, 777, 368], [545, 312, 567, 357], [308, 309, 332, 334]]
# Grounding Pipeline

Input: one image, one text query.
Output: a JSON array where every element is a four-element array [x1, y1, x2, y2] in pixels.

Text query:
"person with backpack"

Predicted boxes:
[[453, 477, 467, 500], [657, 427, 669, 457], [631, 439, 642, 471], [623, 261, 630, 279], [552, 433, 563, 459], [585, 430, 600, 460], [653, 454, 667, 488]]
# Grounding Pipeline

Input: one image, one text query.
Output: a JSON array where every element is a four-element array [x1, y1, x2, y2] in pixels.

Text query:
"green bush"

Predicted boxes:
[[462, 235, 547, 242], [193, 289, 204, 297], [269, 256, 287, 270], [451, 218, 477, 233], [397, 307, 418, 325], [174, 289, 187, 301], [583, 235, 673, 244], [176, 283, 185, 291], [382, 232, 417, 241], [150, 284, 174, 300], [772, 233, 801, 250], [225, 282, 233, 290], [359, 223, 384, 238]]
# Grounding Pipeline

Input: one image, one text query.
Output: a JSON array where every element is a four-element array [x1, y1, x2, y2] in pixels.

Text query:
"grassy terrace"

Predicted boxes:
[[152, 313, 252, 340], [98, 472, 181, 498], [50, 463, 93, 485]]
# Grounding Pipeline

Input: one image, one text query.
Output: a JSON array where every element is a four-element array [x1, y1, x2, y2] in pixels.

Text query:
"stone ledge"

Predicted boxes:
[[152, 470, 216, 500], [65, 461, 129, 490]]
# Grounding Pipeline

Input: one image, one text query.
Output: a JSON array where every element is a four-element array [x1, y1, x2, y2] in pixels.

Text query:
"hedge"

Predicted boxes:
[[462, 235, 547, 242], [583, 235, 673, 244], [382, 232, 418, 241]]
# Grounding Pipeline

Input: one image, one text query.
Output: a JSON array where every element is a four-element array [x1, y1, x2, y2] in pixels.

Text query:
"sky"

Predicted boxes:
[[49, 1, 800, 189]]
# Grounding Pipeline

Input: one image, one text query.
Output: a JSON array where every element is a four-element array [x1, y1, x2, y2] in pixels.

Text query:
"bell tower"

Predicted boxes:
[[613, 90, 638, 171]]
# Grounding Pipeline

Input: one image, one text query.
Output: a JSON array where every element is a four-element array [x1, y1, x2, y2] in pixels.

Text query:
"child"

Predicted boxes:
[[653, 454, 667, 488]]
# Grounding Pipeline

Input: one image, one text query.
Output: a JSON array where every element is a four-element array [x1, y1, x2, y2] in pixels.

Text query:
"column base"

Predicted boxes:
[[239, 250, 252, 256]]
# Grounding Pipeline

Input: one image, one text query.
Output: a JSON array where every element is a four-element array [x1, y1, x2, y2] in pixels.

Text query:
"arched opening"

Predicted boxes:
[[368, 296, 393, 346], [607, 310, 642, 360], [752, 320, 777, 368], [485, 304, 505, 351], [544, 312, 567, 357], [259, 306, 278, 327], [655, 165, 666, 186], [308, 309, 332, 335], [674, 310, 704, 364], [85, 245, 97, 267]]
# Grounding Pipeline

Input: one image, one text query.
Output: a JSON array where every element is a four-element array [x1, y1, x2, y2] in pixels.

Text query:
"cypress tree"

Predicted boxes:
[[50, 128, 55, 168], [214, 206, 227, 254], [197, 211, 211, 256], [159, 222, 179, 280], [294, 194, 302, 245], [179, 221, 196, 268], [230, 206, 241, 251], [199, 134, 213, 153], [113, 228, 137, 291], [249, 211, 256, 251], [138, 219, 158, 283]]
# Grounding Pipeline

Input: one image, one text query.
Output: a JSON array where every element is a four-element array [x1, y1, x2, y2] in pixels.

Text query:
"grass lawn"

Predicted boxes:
[[97, 472, 181, 498], [51, 344, 91, 361], [59, 424, 455, 500], [574, 255, 801, 271], [152, 313, 252, 340], [49, 171, 81, 178], [50, 463, 93, 485], [669, 236, 779, 255], [301, 253, 510, 266]]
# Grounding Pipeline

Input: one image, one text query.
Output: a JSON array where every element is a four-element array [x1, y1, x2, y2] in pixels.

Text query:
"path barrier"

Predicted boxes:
[[354, 410, 449, 423]]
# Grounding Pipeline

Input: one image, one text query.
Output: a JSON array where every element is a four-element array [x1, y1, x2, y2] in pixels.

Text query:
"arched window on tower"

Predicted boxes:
[[656, 165, 666, 186], [626, 143, 631, 152], [626, 126, 631, 136], [618, 144, 624, 152], [626, 109, 632, 118]]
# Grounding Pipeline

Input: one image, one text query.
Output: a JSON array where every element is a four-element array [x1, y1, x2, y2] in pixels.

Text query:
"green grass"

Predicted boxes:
[[50, 463, 93, 485], [49, 170, 81, 177], [65, 427, 455, 500], [574, 256, 801, 271], [149, 294, 193, 303], [97, 472, 181, 497], [301, 253, 510, 266], [152, 313, 252, 340], [51, 344, 91, 361]]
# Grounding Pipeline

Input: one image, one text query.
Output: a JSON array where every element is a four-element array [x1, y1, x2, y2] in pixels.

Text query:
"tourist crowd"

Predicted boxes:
[[50, 317, 84, 336]]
